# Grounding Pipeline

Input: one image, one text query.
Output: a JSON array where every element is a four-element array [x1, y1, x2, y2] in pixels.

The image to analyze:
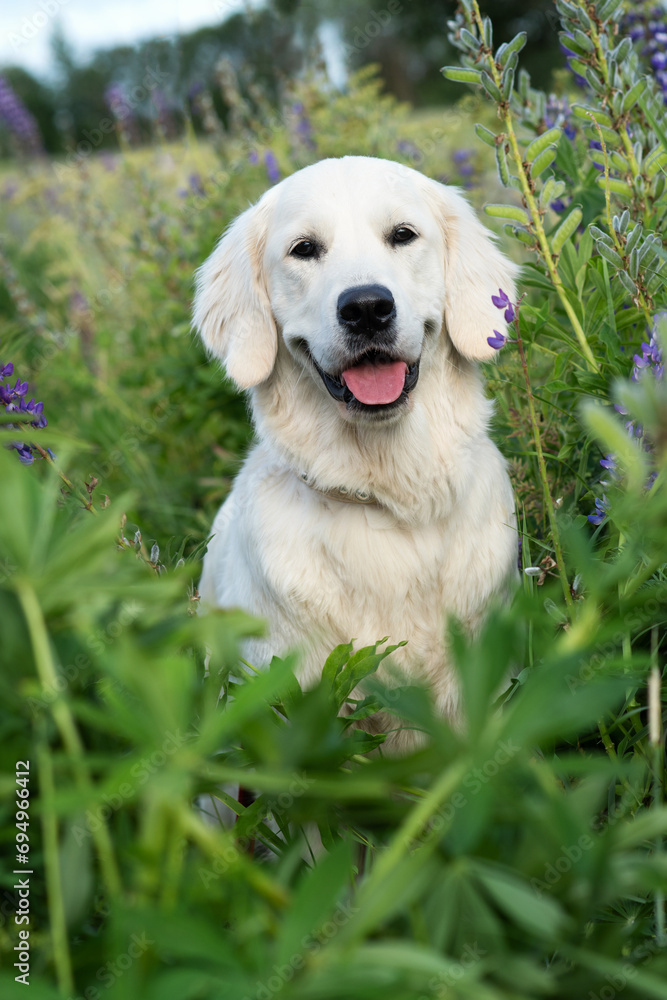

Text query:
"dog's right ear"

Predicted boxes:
[[193, 197, 277, 389]]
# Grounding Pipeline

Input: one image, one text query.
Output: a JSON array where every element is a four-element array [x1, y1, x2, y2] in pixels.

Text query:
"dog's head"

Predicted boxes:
[[193, 156, 517, 423]]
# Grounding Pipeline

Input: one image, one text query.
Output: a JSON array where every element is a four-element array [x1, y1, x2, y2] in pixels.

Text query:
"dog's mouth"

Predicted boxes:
[[310, 350, 420, 412]]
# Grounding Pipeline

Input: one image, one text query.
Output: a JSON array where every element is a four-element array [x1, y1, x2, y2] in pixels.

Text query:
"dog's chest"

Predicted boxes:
[[256, 477, 459, 638]]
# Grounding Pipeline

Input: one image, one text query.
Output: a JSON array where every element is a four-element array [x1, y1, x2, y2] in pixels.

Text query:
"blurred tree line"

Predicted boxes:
[[0, 0, 561, 158]]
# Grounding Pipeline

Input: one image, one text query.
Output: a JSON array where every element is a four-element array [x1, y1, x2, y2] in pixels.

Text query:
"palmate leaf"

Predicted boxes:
[[333, 638, 407, 704], [470, 860, 569, 941]]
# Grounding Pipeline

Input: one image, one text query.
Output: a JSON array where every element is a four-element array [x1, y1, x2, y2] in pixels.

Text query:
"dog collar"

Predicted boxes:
[[298, 472, 382, 507]]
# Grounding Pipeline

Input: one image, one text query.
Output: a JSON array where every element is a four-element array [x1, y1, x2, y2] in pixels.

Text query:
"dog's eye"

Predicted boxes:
[[391, 226, 418, 246], [290, 240, 319, 259]]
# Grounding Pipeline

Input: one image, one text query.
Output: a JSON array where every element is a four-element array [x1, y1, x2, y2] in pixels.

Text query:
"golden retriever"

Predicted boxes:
[[194, 155, 518, 749]]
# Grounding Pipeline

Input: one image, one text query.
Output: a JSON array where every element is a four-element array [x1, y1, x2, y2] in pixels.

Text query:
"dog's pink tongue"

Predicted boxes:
[[342, 360, 407, 405]]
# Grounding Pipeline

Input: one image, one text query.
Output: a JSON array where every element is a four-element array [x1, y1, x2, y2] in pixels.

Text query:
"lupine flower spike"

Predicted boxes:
[[0, 349, 49, 464], [589, 313, 664, 525]]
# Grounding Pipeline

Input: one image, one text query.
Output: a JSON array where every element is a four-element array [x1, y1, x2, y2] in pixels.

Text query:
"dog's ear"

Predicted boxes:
[[193, 197, 277, 389], [424, 179, 518, 361]]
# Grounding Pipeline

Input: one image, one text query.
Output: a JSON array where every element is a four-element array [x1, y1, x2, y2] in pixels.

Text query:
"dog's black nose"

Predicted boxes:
[[337, 284, 396, 335]]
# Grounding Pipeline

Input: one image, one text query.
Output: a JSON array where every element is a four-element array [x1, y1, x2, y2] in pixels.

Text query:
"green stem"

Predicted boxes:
[[32, 444, 98, 514], [37, 737, 74, 996], [597, 715, 617, 762], [16, 580, 122, 897], [514, 331, 573, 609], [469, 0, 598, 372]]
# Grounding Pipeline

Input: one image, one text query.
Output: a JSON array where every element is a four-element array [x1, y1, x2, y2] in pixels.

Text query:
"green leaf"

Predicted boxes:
[[621, 77, 648, 114], [472, 861, 568, 940], [276, 840, 353, 966], [321, 641, 354, 686]]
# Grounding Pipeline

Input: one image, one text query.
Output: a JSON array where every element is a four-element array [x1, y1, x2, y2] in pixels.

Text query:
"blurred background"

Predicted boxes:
[[0, 0, 563, 159]]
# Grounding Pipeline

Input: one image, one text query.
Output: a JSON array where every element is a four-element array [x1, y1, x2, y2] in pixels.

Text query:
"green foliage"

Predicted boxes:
[[0, 6, 666, 998]]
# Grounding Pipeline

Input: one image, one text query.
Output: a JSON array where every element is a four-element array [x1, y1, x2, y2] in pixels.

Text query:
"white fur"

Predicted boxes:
[[194, 156, 518, 750]]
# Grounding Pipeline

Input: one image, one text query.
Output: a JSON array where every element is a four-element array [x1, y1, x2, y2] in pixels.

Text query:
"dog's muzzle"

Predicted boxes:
[[311, 351, 420, 412]]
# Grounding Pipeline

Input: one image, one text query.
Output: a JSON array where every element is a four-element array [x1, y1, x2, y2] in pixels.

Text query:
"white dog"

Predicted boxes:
[[194, 156, 518, 749]]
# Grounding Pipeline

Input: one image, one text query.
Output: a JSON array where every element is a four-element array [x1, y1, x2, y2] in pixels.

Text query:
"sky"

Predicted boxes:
[[0, 0, 256, 80]]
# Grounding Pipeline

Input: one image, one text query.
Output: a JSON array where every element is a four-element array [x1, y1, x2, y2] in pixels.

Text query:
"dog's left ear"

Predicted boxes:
[[424, 178, 519, 361], [192, 194, 277, 389]]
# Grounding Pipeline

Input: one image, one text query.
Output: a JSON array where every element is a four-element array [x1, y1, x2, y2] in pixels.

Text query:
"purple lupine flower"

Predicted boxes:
[[551, 199, 566, 213], [105, 83, 131, 121], [622, 4, 667, 103], [397, 139, 421, 162], [545, 95, 576, 140], [491, 288, 511, 310], [588, 312, 664, 520], [0, 75, 43, 156], [487, 331, 507, 350], [588, 495, 609, 526], [1, 352, 49, 461], [491, 288, 516, 323], [293, 102, 316, 151], [264, 150, 280, 184], [248, 149, 259, 165]]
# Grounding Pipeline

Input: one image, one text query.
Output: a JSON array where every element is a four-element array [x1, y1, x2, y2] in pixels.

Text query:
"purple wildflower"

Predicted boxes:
[[491, 288, 516, 323], [1, 352, 49, 462], [588, 495, 609, 526], [264, 150, 281, 185], [588, 312, 664, 521], [487, 331, 507, 350], [491, 288, 511, 309], [293, 103, 316, 151], [545, 95, 576, 140], [0, 75, 42, 156], [397, 139, 421, 163], [105, 83, 134, 122]]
